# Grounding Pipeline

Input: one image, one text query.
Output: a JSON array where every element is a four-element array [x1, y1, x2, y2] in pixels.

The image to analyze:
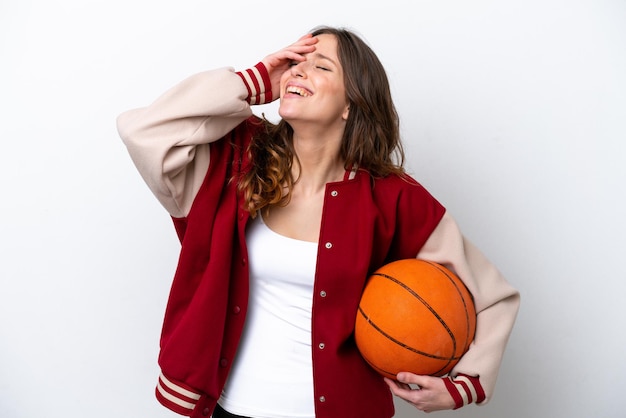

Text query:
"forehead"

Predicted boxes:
[[312, 33, 339, 59]]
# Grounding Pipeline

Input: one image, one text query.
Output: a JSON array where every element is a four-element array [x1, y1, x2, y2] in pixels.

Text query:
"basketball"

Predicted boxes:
[[355, 259, 476, 379]]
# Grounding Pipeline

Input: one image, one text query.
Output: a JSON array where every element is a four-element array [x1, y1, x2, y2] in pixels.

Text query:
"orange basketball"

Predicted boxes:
[[355, 259, 476, 379]]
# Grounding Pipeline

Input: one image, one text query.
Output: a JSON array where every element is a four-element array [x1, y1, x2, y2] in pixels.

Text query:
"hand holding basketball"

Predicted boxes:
[[384, 373, 456, 413]]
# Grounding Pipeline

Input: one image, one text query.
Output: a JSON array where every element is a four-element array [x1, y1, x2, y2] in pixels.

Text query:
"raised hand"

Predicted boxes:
[[261, 33, 318, 100]]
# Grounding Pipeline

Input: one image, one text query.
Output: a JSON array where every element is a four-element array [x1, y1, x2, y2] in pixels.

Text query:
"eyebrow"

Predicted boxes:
[[311, 52, 338, 66]]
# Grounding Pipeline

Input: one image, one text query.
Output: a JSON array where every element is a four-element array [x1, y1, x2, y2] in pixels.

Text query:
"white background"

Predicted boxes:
[[1, 0, 625, 417]]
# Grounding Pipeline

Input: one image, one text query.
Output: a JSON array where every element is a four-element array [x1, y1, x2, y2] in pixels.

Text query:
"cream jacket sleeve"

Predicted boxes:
[[417, 212, 521, 404], [116, 68, 254, 218]]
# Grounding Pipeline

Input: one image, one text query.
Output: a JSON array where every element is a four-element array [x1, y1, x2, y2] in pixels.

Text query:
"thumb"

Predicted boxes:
[[396, 372, 432, 388]]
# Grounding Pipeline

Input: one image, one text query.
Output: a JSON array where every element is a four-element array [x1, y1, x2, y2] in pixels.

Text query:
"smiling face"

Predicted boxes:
[[278, 34, 350, 131]]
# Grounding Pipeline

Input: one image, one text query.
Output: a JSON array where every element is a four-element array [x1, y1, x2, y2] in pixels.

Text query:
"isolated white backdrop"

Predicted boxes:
[[1, 1, 625, 417]]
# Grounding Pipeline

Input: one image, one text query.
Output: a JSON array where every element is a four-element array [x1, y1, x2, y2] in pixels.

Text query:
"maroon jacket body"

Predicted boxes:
[[155, 119, 445, 417]]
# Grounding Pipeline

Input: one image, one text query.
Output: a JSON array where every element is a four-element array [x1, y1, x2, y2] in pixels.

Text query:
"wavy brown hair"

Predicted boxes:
[[239, 26, 405, 217]]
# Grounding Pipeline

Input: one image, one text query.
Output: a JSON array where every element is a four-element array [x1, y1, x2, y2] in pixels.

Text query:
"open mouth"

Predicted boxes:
[[286, 85, 312, 97]]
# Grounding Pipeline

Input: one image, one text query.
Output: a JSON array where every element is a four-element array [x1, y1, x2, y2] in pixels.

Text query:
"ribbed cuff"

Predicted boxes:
[[236, 62, 272, 105], [155, 372, 202, 416], [443, 373, 486, 409]]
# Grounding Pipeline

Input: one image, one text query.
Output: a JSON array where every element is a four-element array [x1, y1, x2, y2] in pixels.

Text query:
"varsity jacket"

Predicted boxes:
[[117, 63, 520, 418]]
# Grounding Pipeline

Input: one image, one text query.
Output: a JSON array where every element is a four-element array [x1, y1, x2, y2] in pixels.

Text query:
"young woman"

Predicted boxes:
[[117, 26, 520, 418]]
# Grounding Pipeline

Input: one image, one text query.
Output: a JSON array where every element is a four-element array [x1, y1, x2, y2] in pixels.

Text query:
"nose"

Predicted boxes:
[[290, 61, 307, 78]]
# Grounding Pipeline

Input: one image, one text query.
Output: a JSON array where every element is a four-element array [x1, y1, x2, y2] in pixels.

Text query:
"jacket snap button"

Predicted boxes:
[[319, 342, 325, 349], [320, 290, 327, 297], [319, 396, 326, 403], [325, 242, 332, 249], [331, 190, 338, 197]]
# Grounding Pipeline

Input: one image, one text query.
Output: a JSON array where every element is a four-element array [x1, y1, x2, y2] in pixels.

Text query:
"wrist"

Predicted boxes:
[[236, 62, 272, 105], [443, 373, 486, 409]]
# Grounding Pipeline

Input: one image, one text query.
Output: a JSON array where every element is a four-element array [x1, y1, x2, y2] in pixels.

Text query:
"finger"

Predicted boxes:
[[384, 377, 414, 397], [297, 32, 314, 41], [283, 34, 318, 55], [281, 42, 317, 59], [295, 32, 318, 44], [263, 42, 316, 69], [396, 372, 432, 388], [387, 381, 435, 412]]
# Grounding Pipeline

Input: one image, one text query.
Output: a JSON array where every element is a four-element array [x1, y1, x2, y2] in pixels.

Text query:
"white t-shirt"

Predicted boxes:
[[219, 215, 318, 418]]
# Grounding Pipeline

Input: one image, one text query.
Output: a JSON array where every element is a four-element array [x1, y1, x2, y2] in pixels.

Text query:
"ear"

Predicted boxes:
[[342, 104, 350, 121]]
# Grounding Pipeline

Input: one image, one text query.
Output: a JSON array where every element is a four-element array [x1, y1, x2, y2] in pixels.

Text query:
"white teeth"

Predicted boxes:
[[286, 86, 311, 97]]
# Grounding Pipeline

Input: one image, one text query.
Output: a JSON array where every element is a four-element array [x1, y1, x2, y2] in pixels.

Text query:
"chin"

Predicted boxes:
[[278, 105, 297, 121]]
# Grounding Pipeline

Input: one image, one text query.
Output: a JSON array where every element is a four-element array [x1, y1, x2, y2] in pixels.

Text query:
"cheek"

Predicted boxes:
[[278, 72, 290, 97], [327, 83, 348, 108], [326, 78, 346, 98]]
